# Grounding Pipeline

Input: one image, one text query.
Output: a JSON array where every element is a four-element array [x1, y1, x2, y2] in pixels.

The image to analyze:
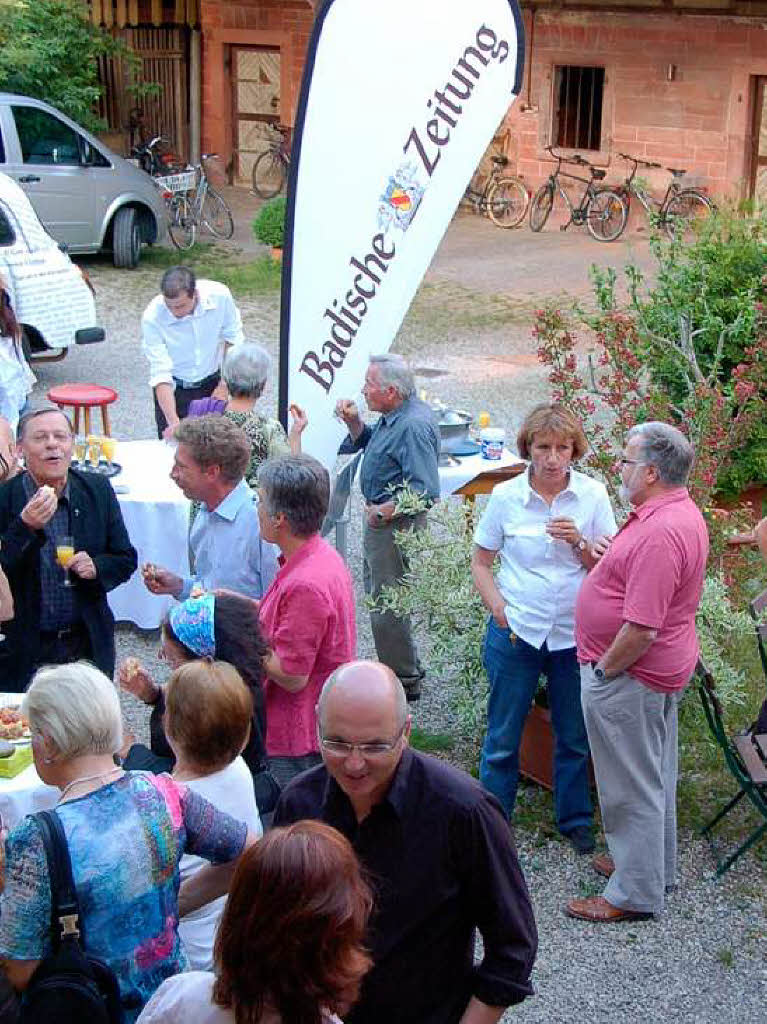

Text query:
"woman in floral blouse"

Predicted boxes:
[[0, 662, 258, 1023], [188, 343, 307, 490]]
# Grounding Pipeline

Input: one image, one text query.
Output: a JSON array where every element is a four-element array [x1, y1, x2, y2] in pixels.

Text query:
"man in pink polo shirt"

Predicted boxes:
[[256, 454, 356, 790], [568, 422, 708, 923]]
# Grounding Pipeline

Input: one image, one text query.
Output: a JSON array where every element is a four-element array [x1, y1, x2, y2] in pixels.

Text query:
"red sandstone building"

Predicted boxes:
[[90, 0, 766, 202]]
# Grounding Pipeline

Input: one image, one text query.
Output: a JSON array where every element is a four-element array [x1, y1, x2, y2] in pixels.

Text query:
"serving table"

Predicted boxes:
[[440, 448, 526, 499], [106, 439, 191, 630]]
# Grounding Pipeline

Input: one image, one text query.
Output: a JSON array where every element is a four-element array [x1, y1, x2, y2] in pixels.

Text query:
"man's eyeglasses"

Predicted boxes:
[[619, 458, 644, 467], [320, 724, 406, 758]]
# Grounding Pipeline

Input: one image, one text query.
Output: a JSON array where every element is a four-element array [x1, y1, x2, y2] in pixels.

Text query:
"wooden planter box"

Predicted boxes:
[[519, 704, 555, 790]]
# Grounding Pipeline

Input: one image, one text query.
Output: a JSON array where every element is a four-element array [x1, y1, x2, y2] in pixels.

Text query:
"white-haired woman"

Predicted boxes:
[[188, 342, 307, 489], [0, 662, 258, 1023]]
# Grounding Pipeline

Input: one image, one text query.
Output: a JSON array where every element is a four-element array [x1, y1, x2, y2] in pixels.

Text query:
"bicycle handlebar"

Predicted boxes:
[[617, 152, 662, 170]]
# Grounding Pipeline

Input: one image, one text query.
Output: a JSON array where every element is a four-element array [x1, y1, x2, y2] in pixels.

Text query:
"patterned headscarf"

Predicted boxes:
[[169, 592, 216, 657]]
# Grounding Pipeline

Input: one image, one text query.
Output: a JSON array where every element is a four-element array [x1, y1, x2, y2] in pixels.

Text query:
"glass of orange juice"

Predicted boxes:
[[56, 535, 75, 587], [101, 436, 116, 470]]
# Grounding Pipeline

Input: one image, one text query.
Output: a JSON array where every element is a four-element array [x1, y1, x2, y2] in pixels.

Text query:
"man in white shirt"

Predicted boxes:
[[142, 266, 244, 439], [143, 416, 278, 601]]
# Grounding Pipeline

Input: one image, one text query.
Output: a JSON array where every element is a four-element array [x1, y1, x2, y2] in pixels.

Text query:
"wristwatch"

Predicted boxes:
[[376, 510, 385, 521], [575, 537, 587, 551], [593, 664, 606, 681]]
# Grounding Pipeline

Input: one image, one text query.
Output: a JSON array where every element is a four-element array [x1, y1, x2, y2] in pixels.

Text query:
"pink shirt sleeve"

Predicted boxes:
[[268, 580, 332, 677], [621, 529, 683, 629]]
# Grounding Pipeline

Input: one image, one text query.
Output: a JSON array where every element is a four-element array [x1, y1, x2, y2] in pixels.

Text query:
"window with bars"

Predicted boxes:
[[552, 66, 605, 151]]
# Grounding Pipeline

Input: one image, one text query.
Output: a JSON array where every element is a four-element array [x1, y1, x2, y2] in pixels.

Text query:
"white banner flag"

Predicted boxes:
[[279, 0, 524, 469]]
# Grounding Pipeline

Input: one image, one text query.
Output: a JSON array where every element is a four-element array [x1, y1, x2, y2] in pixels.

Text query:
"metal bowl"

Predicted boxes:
[[437, 409, 473, 454]]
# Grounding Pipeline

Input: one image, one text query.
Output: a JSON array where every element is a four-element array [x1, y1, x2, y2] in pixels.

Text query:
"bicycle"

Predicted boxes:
[[251, 125, 291, 199], [462, 154, 529, 228], [529, 146, 627, 242], [613, 153, 714, 242], [155, 154, 235, 249]]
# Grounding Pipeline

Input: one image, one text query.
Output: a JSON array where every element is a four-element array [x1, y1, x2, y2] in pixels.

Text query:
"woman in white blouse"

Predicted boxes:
[[165, 659, 262, 969], [471, 403, 616, 854]]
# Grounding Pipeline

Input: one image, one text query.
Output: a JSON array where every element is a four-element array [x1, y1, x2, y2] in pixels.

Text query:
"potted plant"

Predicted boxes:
[[252, 196, 287, 259]]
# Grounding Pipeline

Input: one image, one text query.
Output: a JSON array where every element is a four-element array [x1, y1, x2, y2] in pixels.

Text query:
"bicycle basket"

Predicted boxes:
[[154, 169, 196, 193]]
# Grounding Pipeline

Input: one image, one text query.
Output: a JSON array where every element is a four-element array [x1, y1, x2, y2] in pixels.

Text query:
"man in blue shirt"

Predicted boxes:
[[143, 416, 278, 600], [336, 355, 439, 701]]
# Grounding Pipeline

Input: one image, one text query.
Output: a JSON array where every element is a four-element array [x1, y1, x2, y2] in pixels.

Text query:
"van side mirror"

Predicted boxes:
[[80, 140, 95, 166]]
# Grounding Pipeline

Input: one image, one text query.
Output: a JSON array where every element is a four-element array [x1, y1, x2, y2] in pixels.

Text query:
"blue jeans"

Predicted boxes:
[[480, 619, 592, 833]]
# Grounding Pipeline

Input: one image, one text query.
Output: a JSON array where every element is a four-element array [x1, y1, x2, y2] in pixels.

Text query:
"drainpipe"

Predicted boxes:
[[189, 28, 201, 164]]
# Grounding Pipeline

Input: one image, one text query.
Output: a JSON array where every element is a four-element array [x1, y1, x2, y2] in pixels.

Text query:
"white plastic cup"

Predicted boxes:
[[480, 427, 505, 460]]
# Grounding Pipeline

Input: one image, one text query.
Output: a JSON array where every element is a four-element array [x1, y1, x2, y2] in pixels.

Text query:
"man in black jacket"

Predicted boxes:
[[0, 408, 137, 691]]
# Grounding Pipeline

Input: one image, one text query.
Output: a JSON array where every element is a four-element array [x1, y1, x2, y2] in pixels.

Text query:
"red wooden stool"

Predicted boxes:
[[47, 384, 118, 436]]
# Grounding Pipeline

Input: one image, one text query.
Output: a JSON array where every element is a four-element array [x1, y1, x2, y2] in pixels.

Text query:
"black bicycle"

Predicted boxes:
[[462, 154, 529, 229], [613, 153, 714, 242], [251, 124, 291, 199], [529, 146, 627, 242]]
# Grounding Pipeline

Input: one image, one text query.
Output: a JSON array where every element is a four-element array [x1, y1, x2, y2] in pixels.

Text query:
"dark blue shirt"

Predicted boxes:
[[22, 473, 76, 630], [273, 747, 537, 1024], [340, 396, 440, 506]]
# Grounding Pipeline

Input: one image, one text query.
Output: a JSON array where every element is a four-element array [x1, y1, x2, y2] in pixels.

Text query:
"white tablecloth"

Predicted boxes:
[[0, 764, 59, 829], [107, 440, 191, 630], [439, 448, 526, 497]]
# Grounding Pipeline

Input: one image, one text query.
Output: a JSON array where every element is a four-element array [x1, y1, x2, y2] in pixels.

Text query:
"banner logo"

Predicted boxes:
[[379, 163, 425, 233]]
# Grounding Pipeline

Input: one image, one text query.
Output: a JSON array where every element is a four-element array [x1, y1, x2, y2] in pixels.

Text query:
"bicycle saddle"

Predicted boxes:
[[491, 155, 509, 166], [591, 169, 606, 180], [668, 167, 687, 177]]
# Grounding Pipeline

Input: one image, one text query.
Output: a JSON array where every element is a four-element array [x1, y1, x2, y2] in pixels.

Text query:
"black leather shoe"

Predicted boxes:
[[566, 826, 596, 855]]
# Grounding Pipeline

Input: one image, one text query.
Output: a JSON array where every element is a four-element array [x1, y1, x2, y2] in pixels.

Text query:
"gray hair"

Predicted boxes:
[[18, 406, 73, 441], [317, 665, 408, 731], [257, 454, 329, 538], [223, 343, 271, 399], [23, 662, 123, 760], [161, 265, 195, 298], [370, 354, 415, 400], [628, 421, 694, 486]]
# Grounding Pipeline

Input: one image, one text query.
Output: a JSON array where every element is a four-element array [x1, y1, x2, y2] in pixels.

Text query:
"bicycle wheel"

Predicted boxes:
[[201, 187, 234, 239], [586, 188, 627, 242], [663, 190, 713, 243], [167, 195, 196, 250], [486, 177, 529, 228], [529, 183, 554, 232], [252, 150, 286, 199]]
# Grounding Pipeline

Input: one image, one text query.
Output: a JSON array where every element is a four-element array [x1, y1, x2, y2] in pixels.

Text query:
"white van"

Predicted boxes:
[[0, 171, 105, 360]]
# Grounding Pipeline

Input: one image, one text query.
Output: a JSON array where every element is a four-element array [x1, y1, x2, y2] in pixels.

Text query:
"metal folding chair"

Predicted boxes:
[[749, 586, 767, 683], [696, 659, 767, 876]]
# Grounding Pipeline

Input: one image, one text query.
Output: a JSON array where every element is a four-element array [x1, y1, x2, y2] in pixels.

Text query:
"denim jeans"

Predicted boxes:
[[479, 619, 592, 833]]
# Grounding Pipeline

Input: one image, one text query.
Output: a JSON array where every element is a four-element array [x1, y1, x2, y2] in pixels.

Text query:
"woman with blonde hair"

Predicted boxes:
[[165, 659, 262, 970], [471, 402, 616, 853], [139, 821, 373, 1024]]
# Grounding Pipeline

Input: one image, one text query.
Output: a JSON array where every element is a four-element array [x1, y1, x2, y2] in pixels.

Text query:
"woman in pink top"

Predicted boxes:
[[256, 455, 356, 787]]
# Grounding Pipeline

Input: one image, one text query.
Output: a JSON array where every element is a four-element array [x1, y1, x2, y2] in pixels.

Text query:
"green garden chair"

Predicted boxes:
[[696, 658, 767, 877], [748, 587, 767, 685]]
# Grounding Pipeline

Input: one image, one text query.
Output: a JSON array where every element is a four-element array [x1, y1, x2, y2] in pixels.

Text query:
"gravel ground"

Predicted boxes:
[[26, 215, 767, 1023]]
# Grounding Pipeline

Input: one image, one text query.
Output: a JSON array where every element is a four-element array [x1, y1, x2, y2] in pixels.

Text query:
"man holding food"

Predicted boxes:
[[0, 408, 137, 691]]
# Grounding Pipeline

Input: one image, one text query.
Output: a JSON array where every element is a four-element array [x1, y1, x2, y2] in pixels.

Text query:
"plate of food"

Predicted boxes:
[[0, 705, 31, 743]]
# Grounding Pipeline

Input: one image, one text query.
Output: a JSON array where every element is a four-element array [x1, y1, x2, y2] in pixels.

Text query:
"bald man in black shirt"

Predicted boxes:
[[273, 660, 537, 1024]]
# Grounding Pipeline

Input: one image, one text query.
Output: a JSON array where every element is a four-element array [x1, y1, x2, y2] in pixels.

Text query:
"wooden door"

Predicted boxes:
[[748, 77, 767, 208], [232, 47, 281, 187]]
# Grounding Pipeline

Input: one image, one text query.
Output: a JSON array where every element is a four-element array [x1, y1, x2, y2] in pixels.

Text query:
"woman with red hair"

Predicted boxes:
[[138, 821, 373, 1024]]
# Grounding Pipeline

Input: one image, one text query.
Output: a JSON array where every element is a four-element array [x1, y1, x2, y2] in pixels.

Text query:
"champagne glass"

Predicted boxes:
[[101, 436, 116, 472], [87, 436, 102, 470], [56, 535, 75, 587], [74, 435, 87, 467]]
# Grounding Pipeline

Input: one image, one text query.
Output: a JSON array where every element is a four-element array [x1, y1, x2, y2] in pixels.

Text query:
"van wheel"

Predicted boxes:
[[112, 207, 141, 268]]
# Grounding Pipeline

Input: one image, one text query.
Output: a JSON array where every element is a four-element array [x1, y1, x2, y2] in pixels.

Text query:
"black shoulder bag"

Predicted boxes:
[[19, 810, 123, 1024]]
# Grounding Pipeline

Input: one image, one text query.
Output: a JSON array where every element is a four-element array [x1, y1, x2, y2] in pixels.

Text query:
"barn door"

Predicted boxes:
[[232, 47, 281, 187]]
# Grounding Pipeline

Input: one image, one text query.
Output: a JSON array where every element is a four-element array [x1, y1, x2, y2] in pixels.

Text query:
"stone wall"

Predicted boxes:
[[506, 10, 767, 197]]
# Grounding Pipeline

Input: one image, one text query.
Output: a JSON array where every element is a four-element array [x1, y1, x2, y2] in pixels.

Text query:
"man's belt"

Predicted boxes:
[[172, 370, 220, 391]]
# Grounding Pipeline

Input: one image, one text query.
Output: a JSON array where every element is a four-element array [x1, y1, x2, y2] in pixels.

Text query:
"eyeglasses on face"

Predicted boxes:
[[619, 458, 644, 466], [319, 724, 405, 758]]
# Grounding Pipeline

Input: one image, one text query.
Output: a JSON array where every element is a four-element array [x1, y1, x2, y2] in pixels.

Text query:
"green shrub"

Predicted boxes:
[[252, 197, 287, 249]]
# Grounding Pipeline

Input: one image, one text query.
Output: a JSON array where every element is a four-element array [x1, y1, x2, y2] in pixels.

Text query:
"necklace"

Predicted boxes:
[[58, 766, 124, 803]]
